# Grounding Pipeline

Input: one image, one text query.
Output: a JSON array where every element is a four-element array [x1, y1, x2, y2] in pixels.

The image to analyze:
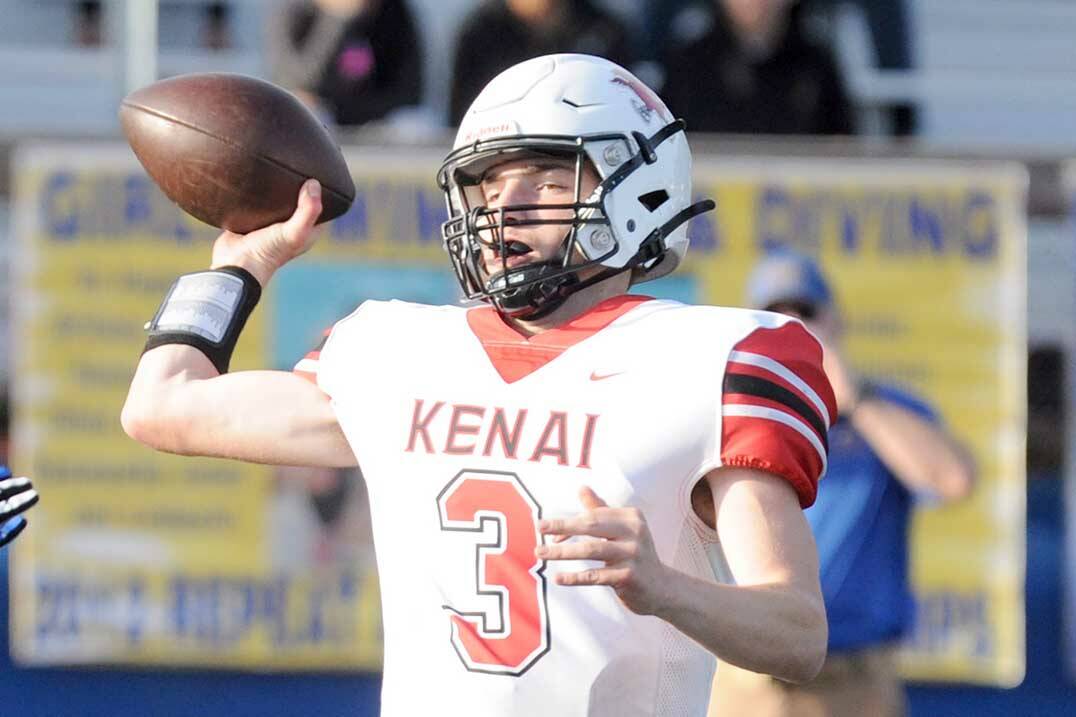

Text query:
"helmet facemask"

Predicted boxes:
[[439, 120, 716, 320], [441, 144, 619, 320]]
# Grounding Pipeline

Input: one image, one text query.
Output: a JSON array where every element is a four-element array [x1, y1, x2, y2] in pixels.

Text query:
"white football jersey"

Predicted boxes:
[[296, 295, 834, 717]]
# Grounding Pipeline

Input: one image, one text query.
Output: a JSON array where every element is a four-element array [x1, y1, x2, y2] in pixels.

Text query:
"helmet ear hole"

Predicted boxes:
[[638, 190, 669, 212]]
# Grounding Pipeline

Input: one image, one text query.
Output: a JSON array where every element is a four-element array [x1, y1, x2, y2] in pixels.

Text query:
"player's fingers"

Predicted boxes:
[[0, 476, 32, 500], [578, 486, 608, 510], [0, 488, 38, 521], [536, 538, 633, 563], [0, 516, 27, 547], [539, 512, 633, 540], [555, 566, 630, 588]]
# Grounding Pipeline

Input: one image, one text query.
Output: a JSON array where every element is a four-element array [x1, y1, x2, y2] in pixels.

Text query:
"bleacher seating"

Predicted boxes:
[[1, 0, 1075, 143], [0, 0, 265, 136]]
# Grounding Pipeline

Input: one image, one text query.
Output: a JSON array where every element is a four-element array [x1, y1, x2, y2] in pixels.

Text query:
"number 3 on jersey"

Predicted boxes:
[[437, 470, 551, 675]]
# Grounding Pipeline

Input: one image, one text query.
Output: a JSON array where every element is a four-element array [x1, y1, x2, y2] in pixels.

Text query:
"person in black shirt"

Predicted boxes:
[[660, 0, 853, 136], [449, 0, 633, 126], [267, 0, 423, 127]]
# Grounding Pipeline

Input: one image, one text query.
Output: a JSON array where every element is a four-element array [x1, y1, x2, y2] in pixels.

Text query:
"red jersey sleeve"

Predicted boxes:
[[720, 321, 838, 508], [293, 327, 332, 384]]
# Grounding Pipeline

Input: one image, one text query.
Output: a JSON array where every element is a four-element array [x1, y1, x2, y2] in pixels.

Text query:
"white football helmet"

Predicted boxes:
[[438, 53, 714, 318]]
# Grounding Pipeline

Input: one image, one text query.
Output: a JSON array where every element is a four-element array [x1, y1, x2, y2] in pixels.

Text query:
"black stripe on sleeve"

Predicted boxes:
[[723, 372, 829, 449]]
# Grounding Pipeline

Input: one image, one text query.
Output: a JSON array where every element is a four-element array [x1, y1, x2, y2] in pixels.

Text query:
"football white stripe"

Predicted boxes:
[[722, 404, 828, 477], [727, 350, 830, 429], [294, 358, 319, 374]]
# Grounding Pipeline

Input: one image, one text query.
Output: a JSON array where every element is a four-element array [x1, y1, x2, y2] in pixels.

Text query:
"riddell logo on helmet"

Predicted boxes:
[[461, 122, 517, 144], [610, 74, 668, 124]]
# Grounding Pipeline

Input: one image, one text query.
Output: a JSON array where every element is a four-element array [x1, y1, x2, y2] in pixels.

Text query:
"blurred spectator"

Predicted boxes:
[[201, 1, 233, 51], [269, 465, 373, 570], [709, 249, 977, 717], [267, 0, 423, 128], [448, 0, 633, 126], [74, 0, 103, 48], [804, 0, 917, 135], [660, 0, 853, 135]]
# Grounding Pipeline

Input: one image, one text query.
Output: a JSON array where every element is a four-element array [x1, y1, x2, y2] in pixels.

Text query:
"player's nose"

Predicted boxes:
[[489, 178, 536, 214]]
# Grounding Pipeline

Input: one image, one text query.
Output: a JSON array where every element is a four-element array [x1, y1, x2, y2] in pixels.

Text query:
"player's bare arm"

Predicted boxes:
[[122, 180, 357, 468], [538, 467, 826, 684]]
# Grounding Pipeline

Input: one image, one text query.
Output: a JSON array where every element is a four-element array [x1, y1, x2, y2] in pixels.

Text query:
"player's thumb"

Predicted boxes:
[[288, 179, 323, 234]]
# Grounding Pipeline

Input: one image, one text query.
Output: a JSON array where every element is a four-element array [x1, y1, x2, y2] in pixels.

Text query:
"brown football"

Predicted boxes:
[[119, 73, 355, 234]]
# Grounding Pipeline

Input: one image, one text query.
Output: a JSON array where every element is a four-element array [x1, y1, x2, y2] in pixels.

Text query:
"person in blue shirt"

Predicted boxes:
[[0, 466, 37, 548], [710, 250, 976, 717]]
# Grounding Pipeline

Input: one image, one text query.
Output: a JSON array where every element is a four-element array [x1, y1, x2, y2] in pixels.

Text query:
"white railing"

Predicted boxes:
[[835, 0, 1076, 148]]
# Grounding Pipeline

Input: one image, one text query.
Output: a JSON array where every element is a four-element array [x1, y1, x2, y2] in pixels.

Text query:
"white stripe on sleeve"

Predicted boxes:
[[722, 404, 828, 477], [727, 350, 830, 429]]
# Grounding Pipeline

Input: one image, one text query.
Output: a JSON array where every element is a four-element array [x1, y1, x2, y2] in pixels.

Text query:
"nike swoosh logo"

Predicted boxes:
[[590, 371, 624, 381]]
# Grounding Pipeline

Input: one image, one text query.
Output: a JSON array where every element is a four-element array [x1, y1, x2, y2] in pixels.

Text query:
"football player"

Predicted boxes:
[[123, 54, 834, 716]]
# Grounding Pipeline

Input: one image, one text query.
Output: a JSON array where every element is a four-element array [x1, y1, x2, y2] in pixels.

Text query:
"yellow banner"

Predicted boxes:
[[10, 145, 392, 669], [11, 145, 1026, 683]]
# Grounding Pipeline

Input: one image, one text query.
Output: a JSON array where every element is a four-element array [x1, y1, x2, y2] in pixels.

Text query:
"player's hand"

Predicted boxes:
[[536, 486, 670, 616], [210, 179, 324, 287], [0, 467, 39, 548]]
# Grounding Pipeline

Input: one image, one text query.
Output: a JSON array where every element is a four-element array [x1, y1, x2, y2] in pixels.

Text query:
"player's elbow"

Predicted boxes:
[[121, 387, 195, 455], [773, 595, 828, 684], [121, 391, 163, 448]]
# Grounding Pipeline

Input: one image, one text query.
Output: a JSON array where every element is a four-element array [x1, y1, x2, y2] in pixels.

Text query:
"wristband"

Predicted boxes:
[[143, 266, 262, 373]]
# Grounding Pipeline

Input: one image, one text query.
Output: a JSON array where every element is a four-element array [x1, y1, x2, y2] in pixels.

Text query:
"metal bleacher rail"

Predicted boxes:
[[836, 0, 1076, 149], [0, 0, 266, 137]]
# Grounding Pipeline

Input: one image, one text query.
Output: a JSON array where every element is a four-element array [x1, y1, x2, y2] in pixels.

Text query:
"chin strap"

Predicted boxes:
[[598, 120, 687, 196], [631, 198, 717, 267], [488, 254, 580, 319], [515, 196, 718, 310]]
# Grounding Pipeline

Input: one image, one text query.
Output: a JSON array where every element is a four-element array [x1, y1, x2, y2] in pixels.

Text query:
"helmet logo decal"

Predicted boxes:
[[460, 121, 518, 144], [610, 74, 668, 124]]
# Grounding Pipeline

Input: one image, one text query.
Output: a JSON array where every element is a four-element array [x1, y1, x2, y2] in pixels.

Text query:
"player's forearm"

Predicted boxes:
[[852, 399, 976, 501], [653, 567, 827, 683]]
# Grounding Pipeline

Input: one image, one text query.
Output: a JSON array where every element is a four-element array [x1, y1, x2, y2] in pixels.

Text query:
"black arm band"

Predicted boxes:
[[143, 266, 262, 374]]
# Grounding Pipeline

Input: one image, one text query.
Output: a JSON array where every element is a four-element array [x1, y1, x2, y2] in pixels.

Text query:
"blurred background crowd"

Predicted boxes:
[[8, 0, 1072, 141], [0, 1, 1074, 716]]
